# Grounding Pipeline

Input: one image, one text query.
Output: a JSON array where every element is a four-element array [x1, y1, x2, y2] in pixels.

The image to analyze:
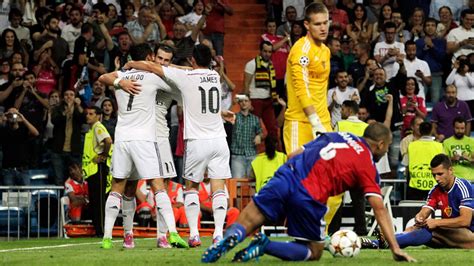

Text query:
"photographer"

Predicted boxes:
[[0, 62, 26, 108], [0, 108, 39, 185]]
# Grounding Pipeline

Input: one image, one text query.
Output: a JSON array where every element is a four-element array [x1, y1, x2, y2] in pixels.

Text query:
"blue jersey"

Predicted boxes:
[[424, 177, 474, 231]]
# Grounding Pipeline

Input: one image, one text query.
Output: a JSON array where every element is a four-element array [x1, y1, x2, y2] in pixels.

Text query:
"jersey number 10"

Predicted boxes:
[[199, 86, 220, 114]]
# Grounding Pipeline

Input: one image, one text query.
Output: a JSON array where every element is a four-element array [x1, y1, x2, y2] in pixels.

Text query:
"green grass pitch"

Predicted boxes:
[[0, 237, 472, 265]]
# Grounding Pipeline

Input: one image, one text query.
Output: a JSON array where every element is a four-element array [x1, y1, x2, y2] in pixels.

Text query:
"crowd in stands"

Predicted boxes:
[[0, 0, 473, 226]]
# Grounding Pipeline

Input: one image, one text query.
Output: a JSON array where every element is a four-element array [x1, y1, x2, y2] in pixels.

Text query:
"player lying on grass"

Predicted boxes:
[[361, 154, 474, 249], [200, 123, 416, 263]]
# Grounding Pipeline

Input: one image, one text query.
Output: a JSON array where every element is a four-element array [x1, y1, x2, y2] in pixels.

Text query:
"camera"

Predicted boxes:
[[6, 112, 18, 123], [235, 94, 248, 101]]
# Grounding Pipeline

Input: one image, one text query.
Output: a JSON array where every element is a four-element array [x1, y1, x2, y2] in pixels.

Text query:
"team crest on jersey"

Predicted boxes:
[[444, 206, 452, 217], [299, 56, 310, 67]]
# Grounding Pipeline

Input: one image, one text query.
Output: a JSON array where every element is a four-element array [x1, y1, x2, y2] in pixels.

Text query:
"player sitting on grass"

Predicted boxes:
[[361, 154, 474, 249], [201, 123, 416, 263]]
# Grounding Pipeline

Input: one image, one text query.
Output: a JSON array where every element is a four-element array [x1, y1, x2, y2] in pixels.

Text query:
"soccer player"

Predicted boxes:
[[361, 154, 474, 249], [124, 44, 234, 247], [97, 43, 187, 249], [284, 2, 331, 153], [201, 123, 416, 263]]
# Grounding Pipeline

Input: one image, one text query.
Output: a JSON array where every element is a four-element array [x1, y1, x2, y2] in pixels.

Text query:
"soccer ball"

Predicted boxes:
[[328, 230, 361, 258]]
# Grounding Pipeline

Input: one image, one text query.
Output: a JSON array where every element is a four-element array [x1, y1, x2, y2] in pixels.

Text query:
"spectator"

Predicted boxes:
[[125, 5, 166, 50], [282, 0, 305, 21], [289, 19, 305, 45], [327, 37, 343, 89], [443, 117, 474, 180], [177, 0, 206, 38], [400, 77, 427, 137], [356, 57, 379, 92], [327, 70, 360, 127], [90, 80, 109, 108], [407, 122, 443, 200], [202, 0, 234, 56], [7, 7, 32, 52], [339, 35, 355, 71], [0, 62, 25, 109], [61, 6, 83, 55], [101, 98, 117, 141], [374, 22, 405, 80], [348, 42, 370, 88], [30, 7, 51, 43], [249, 135, 286, 192], [104, 31, 132, 72], [324, 0, 349, 37], [436, 6, 458, 38], [211, 55, 235, 112], [158, 1, 179, 38], [277, 5, 297, 36], [0, 59, 9, 85], [408, 7, 425, 41], [64, 162, 89, 222], [243, 41, 278, 139], [346, 3, 372, 44], [83, 106, 112, 237], [51, 89, 85, 185], [365, 0, 382, 24], [372, 3, 392, 42], [120, 2, 136, 24], [416, 18, 446, 104], [446, 9, 474, 64], [390, 9, 411, 43], [32, 49, 59, 96], [261, 18, 290, 99], [0, 29, 28, 66], [43, 90, 60, 155], [446, 57, 474, 117], [0, 107, 39, 185], [107, 3, 119, 29], [402, 40, 432, 99], [432, 85, 473, 141], [357, 104, 370, 122], [230, 94, 263, 178], [360, 67, 404, 170], [33, 15, 69, 68], [171, 8, 207, 64], [400, 116, 424, 167], [58, 2, 74, 30], [430, 1, 464, 22]]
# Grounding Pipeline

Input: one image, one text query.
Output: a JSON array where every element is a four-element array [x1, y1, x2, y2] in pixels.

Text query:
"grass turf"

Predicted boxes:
[[0, 237, 472, 265]]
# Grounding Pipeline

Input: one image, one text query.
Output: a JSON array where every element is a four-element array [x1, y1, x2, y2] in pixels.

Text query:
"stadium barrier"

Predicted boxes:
[[0, 186, 63, 241]]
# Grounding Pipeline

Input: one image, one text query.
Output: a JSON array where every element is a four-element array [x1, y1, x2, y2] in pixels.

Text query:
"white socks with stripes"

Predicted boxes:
[[212, 190, 227, 239], [104, 192, 122, 239], [184, 190, 200, 237]]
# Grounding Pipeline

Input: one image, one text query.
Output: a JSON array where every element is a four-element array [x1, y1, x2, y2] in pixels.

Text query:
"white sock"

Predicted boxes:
[[156, 212, 168, 238], [155, 191, 177, 233], [184, 190, 200, 237], [104, 192, 122, 239], [212, 190, 227, 239], [122, 195, 136, 235]]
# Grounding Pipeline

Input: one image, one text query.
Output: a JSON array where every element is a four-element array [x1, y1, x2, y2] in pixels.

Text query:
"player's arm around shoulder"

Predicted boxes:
[[125, 60, 165, 77]]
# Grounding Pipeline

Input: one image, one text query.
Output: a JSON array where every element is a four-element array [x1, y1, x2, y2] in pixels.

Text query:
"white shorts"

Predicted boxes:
[[156, 136, 176, 178], [183, 138, 231, 183], [111, 140, 163, 180]]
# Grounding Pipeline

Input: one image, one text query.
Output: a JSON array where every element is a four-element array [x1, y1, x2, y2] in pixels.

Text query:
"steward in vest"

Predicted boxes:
[[83, 106, 112, 237], [407, 122, 443, 200]]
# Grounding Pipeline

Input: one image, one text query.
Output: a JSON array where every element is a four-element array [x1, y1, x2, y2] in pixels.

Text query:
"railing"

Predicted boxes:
[[0, 186, 63, 241]]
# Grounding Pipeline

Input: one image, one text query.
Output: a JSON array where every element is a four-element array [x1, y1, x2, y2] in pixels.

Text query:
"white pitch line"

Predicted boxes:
[[0, 238, 155, 253]]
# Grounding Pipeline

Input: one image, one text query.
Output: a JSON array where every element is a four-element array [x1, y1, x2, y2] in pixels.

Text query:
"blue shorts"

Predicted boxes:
[[253, 165, 328, 241]]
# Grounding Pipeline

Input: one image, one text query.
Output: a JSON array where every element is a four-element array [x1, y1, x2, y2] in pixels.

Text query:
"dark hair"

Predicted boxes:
[[405, 40, 416, 49], [410, 7, 425, 27], [430, 154, 452, 169], [81, 22, 94, 34], [44, 15, 58, 26], [419, 121, 432, 136], [70, 6, 83, 16], [461, 8, 474, 19], [350, 3, 367, 24], [130, 43, 153, 61], [101, 98, 117, 118], [93, 2, 109, 14], [8, 8, 22, 21], [259, 40, 273, 51], [438, 6, 452, 16], [265, 17, 277, 26], [458, 58, 470, 73], [0, 29, 22, 52], [357, 42, 371, 53], [193, 44, 212, 67], [87, 105, 103, 115], [342, 100, 359, 114], [424, 17, 438, 27], [401, 77, 420, 96], [264, 135, 277, 160], [383, 21, 397, 31], [192, 0, 203, 7], [410, 115, 424, 127], [304, 2, 328, 22], [155, 43, 175, 55], [35, 7, 51, 24], [453, 116, 466, 126], [378, 4, 392, 31], [23, 70, 36, 78]]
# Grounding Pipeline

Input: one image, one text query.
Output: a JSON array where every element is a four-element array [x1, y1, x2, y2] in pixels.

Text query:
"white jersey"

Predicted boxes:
[[155, 86, 182, 138], [162, 67, 226, 140], [115, 69, 170, 142]]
